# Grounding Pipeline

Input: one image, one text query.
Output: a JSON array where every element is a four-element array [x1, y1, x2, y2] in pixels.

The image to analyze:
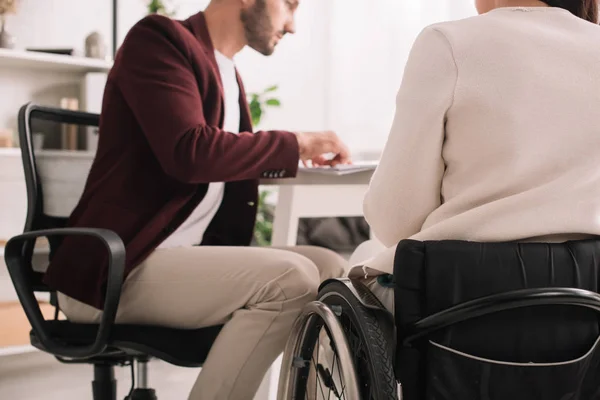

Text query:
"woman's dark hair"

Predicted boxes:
[[543, 0, 598, 23]]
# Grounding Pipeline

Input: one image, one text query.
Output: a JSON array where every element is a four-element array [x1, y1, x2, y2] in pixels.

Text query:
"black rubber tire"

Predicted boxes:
[[293, 280, 398, 400]]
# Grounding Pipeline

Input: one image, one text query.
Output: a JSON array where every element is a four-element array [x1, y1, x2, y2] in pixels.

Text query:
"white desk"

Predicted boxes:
[[255, 167, 375, 400], [262, 167, 375, 246]]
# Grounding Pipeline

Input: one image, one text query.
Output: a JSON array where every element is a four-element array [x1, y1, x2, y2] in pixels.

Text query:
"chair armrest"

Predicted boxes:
[[402, 287, 600, 346], [4, 227, 125, 358]]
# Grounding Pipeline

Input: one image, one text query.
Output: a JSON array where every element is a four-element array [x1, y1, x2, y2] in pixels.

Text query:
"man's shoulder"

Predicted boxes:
[[121, 14, 203, 54], [112, 13, 215, 78]]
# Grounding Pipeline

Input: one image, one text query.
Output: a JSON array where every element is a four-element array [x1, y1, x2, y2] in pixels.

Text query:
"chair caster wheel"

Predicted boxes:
[[126, 389, 157, 400]]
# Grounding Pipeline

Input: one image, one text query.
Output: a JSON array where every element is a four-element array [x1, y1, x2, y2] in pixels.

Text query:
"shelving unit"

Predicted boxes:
[[0, 48, 112, 74], [0, 47, 109, 357]]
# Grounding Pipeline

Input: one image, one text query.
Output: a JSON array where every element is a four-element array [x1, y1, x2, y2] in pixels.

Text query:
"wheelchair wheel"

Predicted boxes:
[[278, 280, 397, 400]]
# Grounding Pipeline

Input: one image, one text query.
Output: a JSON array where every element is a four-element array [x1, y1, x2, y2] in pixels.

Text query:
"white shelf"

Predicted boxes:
[[0, 345, 37, 358], [0, 48, 112, 74], [0, 147, 20, 156]]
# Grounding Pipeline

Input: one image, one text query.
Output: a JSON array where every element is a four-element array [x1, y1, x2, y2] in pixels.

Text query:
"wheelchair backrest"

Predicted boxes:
[[393, 239, 600, 399]]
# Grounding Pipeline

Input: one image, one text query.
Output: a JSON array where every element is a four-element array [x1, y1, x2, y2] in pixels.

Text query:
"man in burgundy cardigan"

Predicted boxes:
[[47, 0, 351, 398]]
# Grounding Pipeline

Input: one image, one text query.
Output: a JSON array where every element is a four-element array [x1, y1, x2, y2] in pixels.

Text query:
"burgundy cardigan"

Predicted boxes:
[[44, 12, 300, 309]]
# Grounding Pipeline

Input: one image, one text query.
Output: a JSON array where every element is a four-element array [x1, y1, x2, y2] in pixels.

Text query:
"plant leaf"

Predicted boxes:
[[251, 106, 262, 126], [264, 85, 278, 93], [265, 99, 281, 107]]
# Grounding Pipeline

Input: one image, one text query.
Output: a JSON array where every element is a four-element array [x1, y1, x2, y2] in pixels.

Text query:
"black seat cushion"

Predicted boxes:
[[33, 321, 223, 367]]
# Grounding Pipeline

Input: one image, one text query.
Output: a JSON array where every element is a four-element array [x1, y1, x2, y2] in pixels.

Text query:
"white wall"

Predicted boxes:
[[4, 0, 113, 56], [327, 0, 477, 153]]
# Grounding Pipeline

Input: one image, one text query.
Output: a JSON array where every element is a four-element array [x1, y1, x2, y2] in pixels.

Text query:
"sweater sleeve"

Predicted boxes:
[[363, 27, 458, 247]]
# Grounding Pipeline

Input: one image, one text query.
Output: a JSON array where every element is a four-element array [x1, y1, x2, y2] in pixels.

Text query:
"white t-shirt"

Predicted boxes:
[[158, 50, 240, 248]]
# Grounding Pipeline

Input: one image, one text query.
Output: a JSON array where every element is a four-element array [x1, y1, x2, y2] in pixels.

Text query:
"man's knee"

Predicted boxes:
[[274, 253, 321, 303], [315, 247, 347, 280], [290, 246, 347, 281]]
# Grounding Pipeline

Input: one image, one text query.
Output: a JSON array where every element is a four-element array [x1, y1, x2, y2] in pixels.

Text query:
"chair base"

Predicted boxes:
[[127, 389, 157, 400]]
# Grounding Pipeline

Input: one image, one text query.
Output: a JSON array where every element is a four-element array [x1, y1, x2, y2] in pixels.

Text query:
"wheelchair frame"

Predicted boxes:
[[277, 278, 396, 400]]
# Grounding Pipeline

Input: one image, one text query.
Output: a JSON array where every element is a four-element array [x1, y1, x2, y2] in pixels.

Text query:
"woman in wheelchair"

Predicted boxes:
[[278, 0, 600, 399]]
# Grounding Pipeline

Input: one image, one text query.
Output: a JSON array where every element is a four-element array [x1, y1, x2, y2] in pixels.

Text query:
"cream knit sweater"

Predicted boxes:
[[351, 7, 600, 278]]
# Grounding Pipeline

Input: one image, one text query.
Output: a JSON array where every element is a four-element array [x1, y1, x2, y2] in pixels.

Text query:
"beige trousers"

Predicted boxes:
[[58, 245, 347, 400]]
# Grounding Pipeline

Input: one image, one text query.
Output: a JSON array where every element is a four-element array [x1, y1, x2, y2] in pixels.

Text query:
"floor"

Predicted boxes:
[[0, 351, 201, 399]]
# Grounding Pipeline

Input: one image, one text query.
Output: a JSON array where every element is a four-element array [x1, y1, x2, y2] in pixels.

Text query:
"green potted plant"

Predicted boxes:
[[253, 190, 274, 247], [248, 85, 281, 126], [146, 0, 175, 16], [249, 85, 281, 246]]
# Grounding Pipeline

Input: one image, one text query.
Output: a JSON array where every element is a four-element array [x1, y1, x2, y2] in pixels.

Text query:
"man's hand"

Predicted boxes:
[[295, 131, 352, 167]]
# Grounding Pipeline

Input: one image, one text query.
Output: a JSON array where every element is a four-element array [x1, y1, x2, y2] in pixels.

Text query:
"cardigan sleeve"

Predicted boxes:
[[363, 26, 458, 247]]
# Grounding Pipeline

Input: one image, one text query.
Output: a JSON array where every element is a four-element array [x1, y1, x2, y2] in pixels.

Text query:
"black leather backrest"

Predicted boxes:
[[394, 239, 600, 362]]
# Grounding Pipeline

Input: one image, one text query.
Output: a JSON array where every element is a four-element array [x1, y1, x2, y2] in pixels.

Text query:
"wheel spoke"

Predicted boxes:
[[316, 333, 319, 399], [328, 350, 337, 400], [311, 356, 327, 400], [335, 348, 345, 399]]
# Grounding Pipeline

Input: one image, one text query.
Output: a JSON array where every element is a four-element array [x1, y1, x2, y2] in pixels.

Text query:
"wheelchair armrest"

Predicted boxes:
[[4, 227, 125, 358], [402, 287, 600, 346], [320, 278, 389, 312]]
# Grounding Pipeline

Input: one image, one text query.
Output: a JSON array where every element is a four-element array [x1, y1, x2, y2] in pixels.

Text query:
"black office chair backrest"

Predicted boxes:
[[17, 103, 100, 292]]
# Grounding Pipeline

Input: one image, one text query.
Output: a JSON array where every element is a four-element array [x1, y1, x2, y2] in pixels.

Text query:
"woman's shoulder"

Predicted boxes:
[[416, 10, 552, 58], [422, 13, 498, 40], [427, 8, 600, 43], [409, 16, 486, 57]]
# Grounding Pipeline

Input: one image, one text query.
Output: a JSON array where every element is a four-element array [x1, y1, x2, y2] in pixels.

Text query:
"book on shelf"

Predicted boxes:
[[26, 48, 75, 56], [60, 98, 79, 150]]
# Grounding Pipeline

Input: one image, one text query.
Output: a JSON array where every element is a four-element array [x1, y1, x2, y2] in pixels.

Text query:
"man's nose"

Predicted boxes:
[[284, 17, 296, 35]]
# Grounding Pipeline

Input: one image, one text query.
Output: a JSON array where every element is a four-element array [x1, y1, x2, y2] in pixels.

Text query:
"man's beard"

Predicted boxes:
[[240, 0, 277, 56]]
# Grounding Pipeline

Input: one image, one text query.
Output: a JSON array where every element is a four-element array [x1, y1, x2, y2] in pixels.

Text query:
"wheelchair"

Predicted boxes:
[[277, 239, 600, 400]]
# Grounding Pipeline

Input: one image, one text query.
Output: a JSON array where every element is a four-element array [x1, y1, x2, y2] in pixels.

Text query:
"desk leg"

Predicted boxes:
[[271, 186, 299, 247]]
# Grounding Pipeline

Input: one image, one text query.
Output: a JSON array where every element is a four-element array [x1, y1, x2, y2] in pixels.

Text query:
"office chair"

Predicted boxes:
[[4, 103, 223, 400]]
